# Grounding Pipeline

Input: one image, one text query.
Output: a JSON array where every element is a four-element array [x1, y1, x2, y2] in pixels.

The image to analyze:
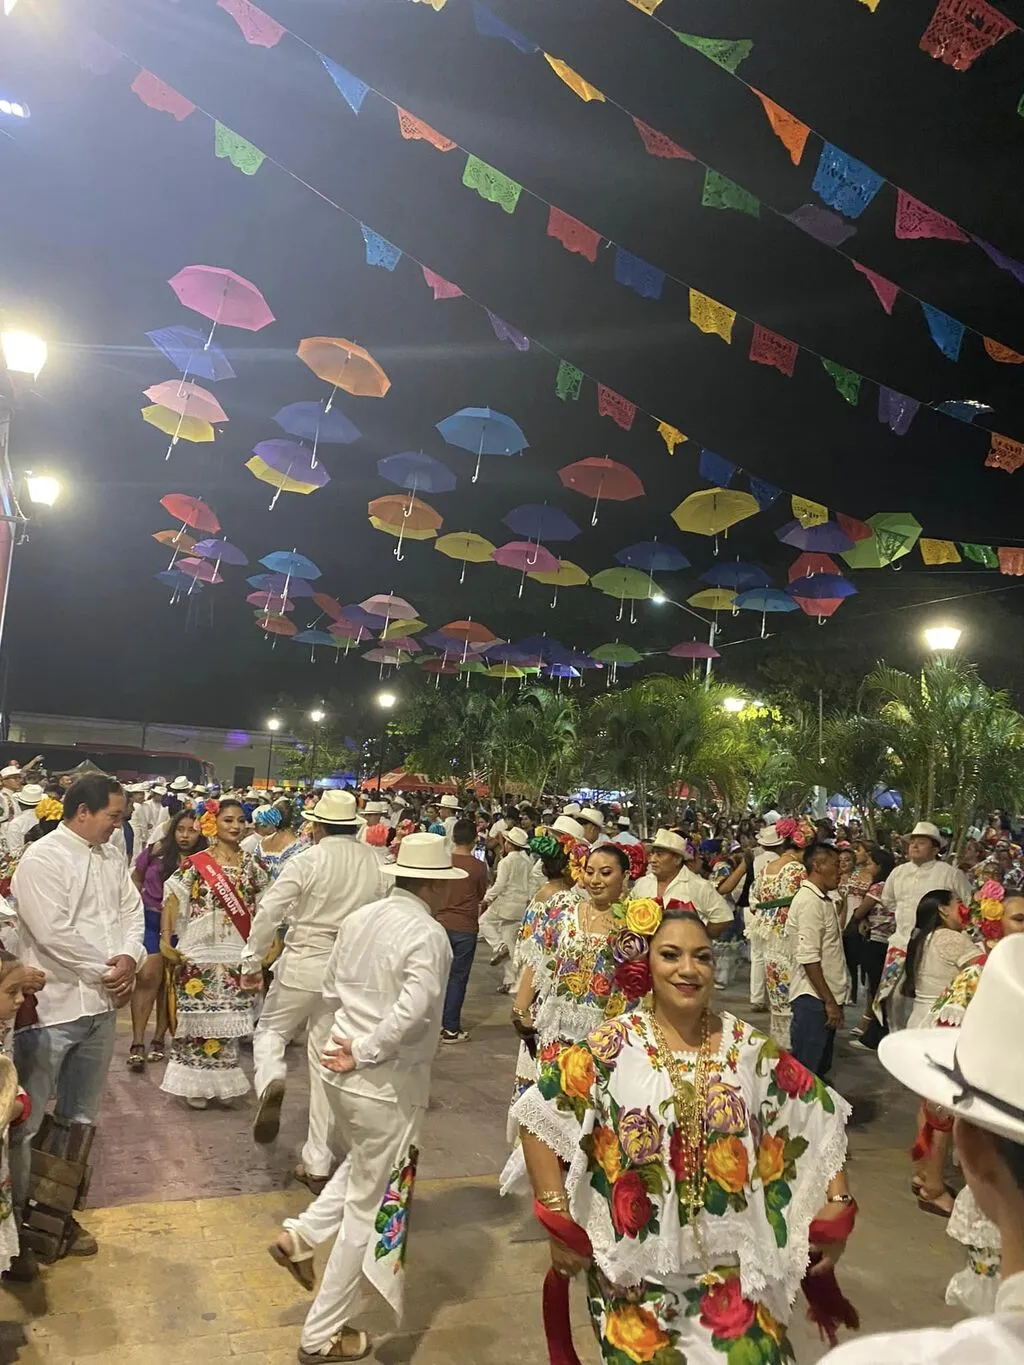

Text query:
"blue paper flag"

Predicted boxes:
[[613, 248, 665, 300], [472, 1, 539, 53], [699, 449, 736, 486], [320, 54, 369, 114], [921, 303, 964, 362], [361, 225, 402, 271], [935, 399, 993, 422], [748, 476, 782, 510], [812, 143, 883, 220]]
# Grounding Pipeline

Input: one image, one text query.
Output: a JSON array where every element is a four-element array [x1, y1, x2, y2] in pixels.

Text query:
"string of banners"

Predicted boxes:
[[67, 16, 1024, 574]]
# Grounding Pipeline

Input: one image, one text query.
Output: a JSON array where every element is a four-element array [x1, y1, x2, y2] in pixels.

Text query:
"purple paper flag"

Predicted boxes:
[[878, 387, 920, 435], [973, 237, 1024, 286], [486, 311, 530, 351], [786, 204, 857, 247]]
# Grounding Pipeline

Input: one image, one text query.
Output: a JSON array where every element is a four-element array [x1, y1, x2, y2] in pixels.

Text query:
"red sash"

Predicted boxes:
[[189, 851, 252, 941]]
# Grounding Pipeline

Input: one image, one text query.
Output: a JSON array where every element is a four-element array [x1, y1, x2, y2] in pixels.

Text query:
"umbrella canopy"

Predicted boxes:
[[247, 439, 330, 508], [248, 572, 315, 598], [420, 657, 459, 675], [591, 643, 644, 664], [687, 588, 736, 611], [671, 487, 760, 537], [192, 537, 248, 567], [362, 594, 417, 622], [381, 618, 427, 640], [792, 595, 846, 620], [789, 574, 857, 600], [502, 504, 580, 543], [144, 380, 228, 425], [247, 456, 328, 503], [293, 629, 335, 645], [558, 457, 644, 525], [147, 325, 236, 382], [160, 494, 220, 533], [434, 530, 496, 584], [734, 587, 798, 637], [274, 401, 361, 445], [311, 593, 346, 621], [669, 640, 720, 659], [377, 451, 456, 497], [247, 591, 294, 612], [436, 407, 528, 482], [298, 337, 391, 397], [485, 663, 526, 680], [156, 568, 203, 595], [328, 620, 373, 643], [256, 613, 297, 637], [615, 541, 689, 573], [363, 647, 407, 665], [344, 603, 388, 629], [592, 566, 656, 622], [526, 557, 589, 607], [169, 265, 274, 331], [177, 557, 223, 585], [492, 541, 560, 574], [382, 635, 422, 654], [699, 562, 770, 592], [152, 528, 197, 554], [787, 552, 840, 583], [776, 519, 855, 553], [543, 663, 581, 680], [142, 405, 215, 444], [439, 618, 499, 645], [261, 551, 321, 581], [367, 495, 443, 533], [841, 512, 923, 569]]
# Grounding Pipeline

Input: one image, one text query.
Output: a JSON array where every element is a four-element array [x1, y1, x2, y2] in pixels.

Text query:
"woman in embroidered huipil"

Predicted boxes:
[[161, 799, 269, 1108], [747, 820, 813, 1050]]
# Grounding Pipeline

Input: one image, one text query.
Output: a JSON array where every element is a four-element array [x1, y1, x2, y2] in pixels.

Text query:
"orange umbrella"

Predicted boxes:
[[368, 494, 443, 561], [439, 617, 499, 662], [298, 337, 390, 399], [153, 527, 197, 556]]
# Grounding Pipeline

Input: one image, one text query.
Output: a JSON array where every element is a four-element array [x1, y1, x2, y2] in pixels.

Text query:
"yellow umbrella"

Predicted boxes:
[[142, 404, 215, 444], [381, 618, 427, 640], [368, 495, 443, 561], [435, 530, 497, 583], [370, 516, 437, 540], [245, 455, 321, 496], [671, 487, 760, 541], [152, 528, 197, 554], [687, 588, 737, 611], [526, 558, 590, 608], [297, 337, 391, 398]]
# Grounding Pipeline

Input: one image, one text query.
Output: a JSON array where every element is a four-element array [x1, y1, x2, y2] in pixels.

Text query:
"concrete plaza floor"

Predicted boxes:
[[0, 955, 966, 1364]]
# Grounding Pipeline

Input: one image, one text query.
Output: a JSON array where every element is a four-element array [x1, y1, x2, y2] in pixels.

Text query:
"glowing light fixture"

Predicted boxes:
[[2, 330, 46, 378], [25, 473, 60, 507], [923, 625, 962, 652]]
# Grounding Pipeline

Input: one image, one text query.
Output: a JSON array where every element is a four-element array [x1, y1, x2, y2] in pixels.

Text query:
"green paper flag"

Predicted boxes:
[[821, 359, 862, 406], [462, 154, 522, 214], [214, 121, 265, 176], [674, 32, 753, 73], [555, 360, 583, 401], [701, 168, 760, 218], [961, 542, 999, 568], [875, 530, 907, 565]]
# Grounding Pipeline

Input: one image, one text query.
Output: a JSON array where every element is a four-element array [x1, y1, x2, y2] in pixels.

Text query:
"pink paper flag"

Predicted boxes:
[[216, 0, 285, 47], [852, 261, 899, 315], [422, 267, 462, 300], [998, 547, 1024, 574], [894, 190, 969, 242], [748, 324, 797, 377], [130, 70, 195, 121], [546, 206, 601, 262], [631, 117, 694, 160], [597, 385, 636, 430]]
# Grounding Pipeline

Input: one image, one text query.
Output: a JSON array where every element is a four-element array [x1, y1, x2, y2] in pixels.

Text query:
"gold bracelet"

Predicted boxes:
[[537, 1190, 569, 1211], [511, 1006, 533, 1024]]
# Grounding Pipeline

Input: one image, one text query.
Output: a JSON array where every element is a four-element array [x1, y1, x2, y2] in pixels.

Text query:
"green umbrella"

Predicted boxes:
[[591, 566, 657, 623], [841, 512, 922, 569], [591, 640, 644, 685]]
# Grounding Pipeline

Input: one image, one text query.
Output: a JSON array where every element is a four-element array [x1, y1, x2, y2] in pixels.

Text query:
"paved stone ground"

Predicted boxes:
[[0, 953, 966, 1364]]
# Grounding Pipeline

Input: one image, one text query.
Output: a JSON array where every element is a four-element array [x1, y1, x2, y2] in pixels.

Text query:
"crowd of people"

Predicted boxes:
[[0, 762, 1023, 1362]]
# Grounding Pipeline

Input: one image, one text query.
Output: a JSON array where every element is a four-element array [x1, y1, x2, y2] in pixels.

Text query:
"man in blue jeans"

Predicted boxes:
[[427, 818, 490, 1042], [786, 844, 846, 1078], [6, 774, 145, 1281]]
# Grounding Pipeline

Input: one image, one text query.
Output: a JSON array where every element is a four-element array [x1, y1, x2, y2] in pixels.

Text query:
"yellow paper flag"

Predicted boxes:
[[544, 54, 605, 102], [626, 0, 663, 10], [689, 289, 735, 343], [753, 91, 810, 166], [919, 538, 961, 566], [857, 0, 880, 10], [409, 0, 447, 8], [792, 495, 828, 528], [657, 421, 687, 454]]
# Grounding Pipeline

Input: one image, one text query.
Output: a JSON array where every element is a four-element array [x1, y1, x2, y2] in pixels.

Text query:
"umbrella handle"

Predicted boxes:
[[459, 558, 467, 585], [591, 479, 603, 527], [311, 422, 320, 471], [617, 598, 625, 622], [404, 477, 418, 518], [518, 568, 525, 599], [395, 520, 406, 562], [527, 535, 539, 567], [324, 385, 338, 415], [761, 611, 767, 640], [472, 430, 485, 484], [551, 588, 557, 609]]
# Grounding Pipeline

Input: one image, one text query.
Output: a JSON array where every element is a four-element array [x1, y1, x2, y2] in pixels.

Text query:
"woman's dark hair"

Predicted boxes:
[[903, 889, 956, 998], [216, 798, 245, 818], [588, 843, 630, 876], [272, 798, 293, 831], [156, 809, 207, 882], [867, 845, 895, 882], [652, 906, 713, 943], [26, 819, 61, 843], [63, 774, 122, 821], [540, 846, 569, 881]]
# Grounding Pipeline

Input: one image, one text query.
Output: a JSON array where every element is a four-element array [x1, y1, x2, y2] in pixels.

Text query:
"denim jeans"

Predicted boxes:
[[442, 931, 478, 1033], [789, 995, 835, 1078], [10, 1011, 118, 1210]]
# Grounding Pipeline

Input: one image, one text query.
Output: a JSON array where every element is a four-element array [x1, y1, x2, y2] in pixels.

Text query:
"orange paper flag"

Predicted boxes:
[[753, 91, 810, 166], [544, 54, 605, 102], [998, 547, 1024, 575], [986, 433, 1024, 474], [396, 108, 456, 151], [984, 336, 1024, 364]]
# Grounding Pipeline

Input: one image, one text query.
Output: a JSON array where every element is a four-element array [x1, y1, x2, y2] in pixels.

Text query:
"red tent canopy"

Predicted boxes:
[[364, 769, 488, 796]]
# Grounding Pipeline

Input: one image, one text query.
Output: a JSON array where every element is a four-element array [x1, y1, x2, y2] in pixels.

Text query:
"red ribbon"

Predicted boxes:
[[803, 1200, 859, 1347], [534, 1201, 593, 1365]]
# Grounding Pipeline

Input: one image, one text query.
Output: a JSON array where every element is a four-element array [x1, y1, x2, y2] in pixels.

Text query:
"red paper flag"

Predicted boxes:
[[837, 513, 872, 542], [422, 267, 463, 300], [919, 0, 1015, 70], [748, 324, 798, 377], [985, 433, 1024, 473], [631, 117, 694, 160], [998, 547, 1024, 575], [546, 206, 601, 263], [894, 190, 969, 242], [597, 385, 636, 430], [130, 70, 195, 121], [852, 261, 899, 315]]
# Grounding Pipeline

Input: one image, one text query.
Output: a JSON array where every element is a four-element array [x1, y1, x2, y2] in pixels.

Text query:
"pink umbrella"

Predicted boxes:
[[247, 591, 294, 612], [328, 619, 372, 641], [360, 593, 416, 636], [144, 380, 228, 425], [492, 541, 560, 599], [792, 595, 845, 622], [177, 556, 223, 595], [384, 635, 422, 654], [168, 265, 275, 346], [668, 641, 720, 659]]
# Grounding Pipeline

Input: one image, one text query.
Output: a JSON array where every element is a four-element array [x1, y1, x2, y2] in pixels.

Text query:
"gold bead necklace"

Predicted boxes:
[[648, 1008, 713, 1254]]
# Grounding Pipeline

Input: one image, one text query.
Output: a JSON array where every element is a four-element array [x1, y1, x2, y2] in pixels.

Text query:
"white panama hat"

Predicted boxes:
[[544, 815, 586, 841], [879, 935, 1024, 1145], [302, 790, 364, 826], [502, 826, 529, 849], [757, 824, 785, 848], [381, 832, 468, 881], [439, 794, 461, 810], [561, 802, 582, 817], [169, 776, 191, 792], [0, 766, 21, 780], [16, 783, 45, 806], [364, 800, 389, 816], [651, 828, 690, 857], [909, 821, 943, 843], [578, 806, 605, 828]]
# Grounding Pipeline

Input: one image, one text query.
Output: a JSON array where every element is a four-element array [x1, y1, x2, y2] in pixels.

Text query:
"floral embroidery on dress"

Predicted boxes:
[[374, 1144, 419, 1269], [682, 1266, 795, 1363]]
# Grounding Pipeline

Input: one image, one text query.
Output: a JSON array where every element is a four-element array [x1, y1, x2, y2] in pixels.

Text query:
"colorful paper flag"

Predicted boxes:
[[544, 54, 605, 102], [130, 70, 195, 121], [749, 477, 783, 510], [396, 108, 456, 151], [217, 0, 284, 47], [998, 547, 1024, 575], [919, 0, 1014, 70], [894, 190, 969, 242], [555, 360, 583, 401], [674, 32, 753, 73], [701, 168, 760, 218], [985, 433, 1024, 473], [812, 143, 884, 219], [546, 207, 601, 262], [472, 0, 539, 51], [921, 303, 965, 360], [984, 337, 1024, 363], [961, 543, 999, 567], [631, 118, 693, 160], [919, 538, 961, 565], [320, 56, 369, 113], [657, 421, 687, 453], [613, 248, 665, 299], [748, 324, 797, 377], [877, 388, 920, 435], [214, 122, 265, 176], [792, 496, 828, 528], [627, 0, 663, 11], [821, 360, 862, 405], [787, 205, 857, 246], [361, 225, 402, 271], [853, 261, 900, 314], [486, 312, 529, 350], [462, 155, 522, 213], [689, 289, 736, 343], [973, 237, 1024, 285], [753, 92, 810, 165], [838, 513, 872, 543], [597, 385, 636, 430], [422, 267, 462, 300], [699, 450, 736, 486], [858, 0, 881, 11]]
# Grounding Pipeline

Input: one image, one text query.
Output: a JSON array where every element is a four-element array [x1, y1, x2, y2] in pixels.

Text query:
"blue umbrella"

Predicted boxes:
[[515, 635, 570, 664], [247, 572, 315, 598], [435, 407, 528, 482], [485, 642, 535, 663], [155, 568, 204, 605], [776, 520, 855, 553], [700, 562, 770, 592], [615, 541, 690, 573], [343, 602, 388, 630], [828, 793, 853, 809], [734, 587, 798, 638], [293, 628, 335, 662], [146, 325, 235, 382], [260, 550, 321, 581], [377, 451, 457, 499], [874, 787, 902, 810], [502, 504, 580, 544], [543, 663, 580, 680], [789, 574, 857, 600], [274, 401, 361, 451]]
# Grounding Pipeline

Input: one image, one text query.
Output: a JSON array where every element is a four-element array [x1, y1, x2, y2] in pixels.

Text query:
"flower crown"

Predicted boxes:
[[775, 816, 815, 849], [963, 880, 1007, 946], [35, 797, 63, 823], [607, 895, 701, 999]]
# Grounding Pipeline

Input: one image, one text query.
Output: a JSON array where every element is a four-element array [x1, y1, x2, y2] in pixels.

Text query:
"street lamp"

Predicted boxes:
[[924, 624, 962, 652], [648, 592, 719, 687], [1, 331, 46, 380], [308, 707, 325, 787], [375, 690, 397, 791], [265, 716, 281, 788], [24, 473, 60, 508], [722, 696, 746, 714]]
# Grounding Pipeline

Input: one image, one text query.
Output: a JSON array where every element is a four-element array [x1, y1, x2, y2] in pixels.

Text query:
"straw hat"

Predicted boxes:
[[302, 791, 364, 827], [544, 815, 586, 841], [16, 783, 45, 807], [910, 821, 943, 844], [502, 826, 529, 849], [579, 807, 605, 829], [439, 794, 461, 811], [757, 824, 785, 848], [650, 828, 689, 858], [170, 776, 191, 792], [381, 832, 467, 881], [561, 803, 582, 817]]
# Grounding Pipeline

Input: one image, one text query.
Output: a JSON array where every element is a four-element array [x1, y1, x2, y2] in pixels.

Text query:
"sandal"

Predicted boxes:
[[146, 1041, 166, 1063], [293, 1162, 330, 1196], [917, 1190, 954, 1218], [126, 1045, 146, 1072], [267, 1230, 315, 1291], [297, 1328, 371, 1362]]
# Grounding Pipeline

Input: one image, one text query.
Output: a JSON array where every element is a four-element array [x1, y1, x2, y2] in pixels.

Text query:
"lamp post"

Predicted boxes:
[[308, 707, 325, 788], [650, 593, 718, 687], [374, 690, 397, 792], [924, 624, 962, 653], [265, 716, 281, 788]]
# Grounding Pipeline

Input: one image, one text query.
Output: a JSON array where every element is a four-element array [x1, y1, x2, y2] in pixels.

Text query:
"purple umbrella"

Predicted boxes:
[[788, 574, 857, 600], [492, 541, 560, 598], [502, 504, 580, 563], [343, 603, 389, 631], [669, 641, 720, 659], [776, 519, 855, 553], [192, 537, 248, 574], [248, 572, 315, 599], [248, 439, 331, 510]]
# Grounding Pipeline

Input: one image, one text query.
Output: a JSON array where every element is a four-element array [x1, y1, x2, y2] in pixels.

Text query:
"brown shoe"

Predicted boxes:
[[268, 1231, 315, 1291], [64, 1218, 98, 1256], [297, 1328, 371, 1362], [292, 1163, 329, 1196], [253, 1078, 286, 1145]]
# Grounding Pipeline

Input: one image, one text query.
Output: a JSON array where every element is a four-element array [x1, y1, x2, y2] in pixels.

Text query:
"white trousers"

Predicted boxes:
[[477, 910, 520, 987], [302, 1003, 338, 1179], [284, 1089, 419, 1352], [251, 980, 321, 1099], [744, 909, 766, 1007]]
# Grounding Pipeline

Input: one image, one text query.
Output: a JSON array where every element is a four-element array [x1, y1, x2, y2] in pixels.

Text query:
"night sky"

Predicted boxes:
[[4, 0, 1024, 730]]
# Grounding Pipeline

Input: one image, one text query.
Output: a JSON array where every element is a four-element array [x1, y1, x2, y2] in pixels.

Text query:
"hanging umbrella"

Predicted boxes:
[[274, 401, 361, 448], [669, 641, 720, 659], [311, 593, 346, 621], [776, 519, 855, 554], [436, 407, 528, 483], [362, 595, 417, 638], [543, 663, 581, 681], [260, 550, 321, 617], [671, 488, 760, 550], [787, 552, 840, 583], [420, 657, 459, 675], [734, 587, 799, 638], [615, 541, 690, 573], [381, 618, 427, 640], [699, 562, 770, 592], [247, 440, 330, 510], [152, 528, 197, 566], [558, 457, 644, 526], [147, 325, 235, 382], [345, 602, 389, 630], [841, 512, 922, 570], [293, 629, 335, 662], [378, 452, 456, 506], [591, 567, 656, 623], [168, 265, 274, 343], [526, 558, 589, 608], [176, 558, 223, 592], [256, 613, 297, 638], [591, 642, 644, 685], [791, 594, 846, 621], [327, 632, 370, 657], [363, 647, 407, 666], [328, 618, 373, 640], [192, 538, 248, 575], [160, 494, 220, 533], [687, 588, 736, 611], [367, 494, 443, 562], [789, 574, 857, 600], [434, 530, 496, 584], [142, 405, 215, 446], [298, 337, 391, 400], [383, 635, 422, 655], [439, 618, 499, 664], [156, 568, 204, 604], [248, 572, 315, 598], [247, 591, 294, 613], [502, 504, 581, 553], [144, 381, 228, 425], [492, 541, 560, 598]]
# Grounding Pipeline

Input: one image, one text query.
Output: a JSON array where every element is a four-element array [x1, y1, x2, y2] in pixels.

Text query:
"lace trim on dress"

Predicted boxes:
[[160, 1059, 251, 1100], [174, 1009, 254, 1039]]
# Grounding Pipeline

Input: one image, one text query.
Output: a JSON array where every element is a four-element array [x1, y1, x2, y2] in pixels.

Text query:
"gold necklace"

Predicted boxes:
[[574, 900, 613, 981], [648, 1008, 713, 1253]]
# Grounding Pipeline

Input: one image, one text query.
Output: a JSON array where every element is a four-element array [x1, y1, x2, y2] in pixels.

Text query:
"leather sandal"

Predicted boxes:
[[297, 1328, 371, 1362], [267, 1230, 315, 1291], [126, 1044, 146, 1072]]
